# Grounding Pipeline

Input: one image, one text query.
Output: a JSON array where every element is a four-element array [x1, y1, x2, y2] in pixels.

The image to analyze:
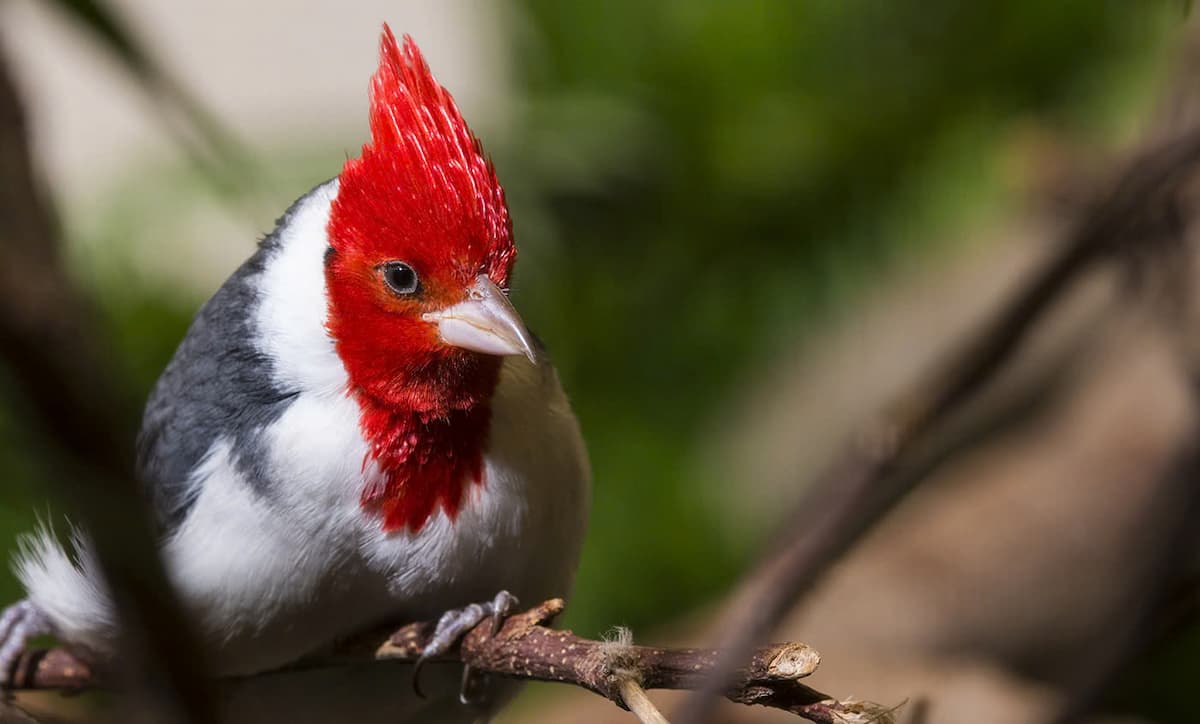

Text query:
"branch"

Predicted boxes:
[[5, 599, 892, 723], [676, 123, 1200, 724], [0, 38, 213, 724]]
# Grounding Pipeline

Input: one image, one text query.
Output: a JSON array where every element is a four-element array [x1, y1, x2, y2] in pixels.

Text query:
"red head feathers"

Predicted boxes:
[[324, 26, 519, 533], [330, 25, 514, 291]]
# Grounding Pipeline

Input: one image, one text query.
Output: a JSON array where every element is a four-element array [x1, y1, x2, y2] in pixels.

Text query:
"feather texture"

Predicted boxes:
[[325, 26, 521, 533], [10, 29, 590, 723]]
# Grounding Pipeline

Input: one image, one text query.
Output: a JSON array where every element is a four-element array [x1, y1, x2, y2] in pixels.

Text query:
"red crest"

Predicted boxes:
[[326, 26, 515, 534], [329, 25, 515, 288]]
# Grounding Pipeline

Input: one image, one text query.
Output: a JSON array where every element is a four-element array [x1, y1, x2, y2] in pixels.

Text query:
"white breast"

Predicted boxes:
[[165, 179, 589, 673], [162, 359, 588, 676], [15, 176, 590, 691], [360, 355, 591, 618]]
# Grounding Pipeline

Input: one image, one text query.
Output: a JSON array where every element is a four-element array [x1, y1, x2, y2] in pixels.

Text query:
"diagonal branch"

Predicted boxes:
[[5, 599, 893, 723], [676, 124, 1200, 724], [0, 38, 213, 724]]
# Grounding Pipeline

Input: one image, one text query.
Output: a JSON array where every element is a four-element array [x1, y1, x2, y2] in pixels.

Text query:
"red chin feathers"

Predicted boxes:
[[357, 400, 494, 534], [324, 26, 516, 534]]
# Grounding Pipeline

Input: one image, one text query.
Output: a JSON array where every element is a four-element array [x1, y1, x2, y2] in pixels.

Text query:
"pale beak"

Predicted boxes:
[[423, 276, 537, 364]]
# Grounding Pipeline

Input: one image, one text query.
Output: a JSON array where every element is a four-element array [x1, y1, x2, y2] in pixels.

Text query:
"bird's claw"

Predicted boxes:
[[412, 590, 519, 703], [0, 599, 52, 689]]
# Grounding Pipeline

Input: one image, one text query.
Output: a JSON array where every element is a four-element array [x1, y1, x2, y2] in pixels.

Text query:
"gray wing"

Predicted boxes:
[[135, 249, 296, 532], [135, 187, 329, 532]]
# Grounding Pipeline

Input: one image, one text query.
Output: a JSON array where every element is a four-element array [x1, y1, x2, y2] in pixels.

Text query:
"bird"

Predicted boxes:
[[0, 25, 590, 722]]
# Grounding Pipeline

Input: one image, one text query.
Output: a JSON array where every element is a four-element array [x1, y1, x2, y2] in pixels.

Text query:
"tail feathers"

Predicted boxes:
[[14, 524, 116, 655]]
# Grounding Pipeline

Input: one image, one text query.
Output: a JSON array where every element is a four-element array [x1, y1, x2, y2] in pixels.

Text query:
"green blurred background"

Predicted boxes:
[[0, 1, 1194, 721]]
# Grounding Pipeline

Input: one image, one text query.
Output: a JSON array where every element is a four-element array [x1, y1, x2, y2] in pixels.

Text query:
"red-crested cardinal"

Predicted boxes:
[[0, 25, 589, 722]]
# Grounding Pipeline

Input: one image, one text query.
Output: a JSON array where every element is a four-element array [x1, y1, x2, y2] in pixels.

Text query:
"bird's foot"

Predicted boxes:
[[413, 590, 519, 704], [0, 599, 53, 689]]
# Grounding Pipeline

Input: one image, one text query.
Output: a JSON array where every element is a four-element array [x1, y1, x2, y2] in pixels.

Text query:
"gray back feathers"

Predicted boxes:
[[135, 186, 330, 532]]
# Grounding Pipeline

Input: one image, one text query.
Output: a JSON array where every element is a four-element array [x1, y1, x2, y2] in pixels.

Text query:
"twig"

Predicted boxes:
[[376, 599, 853, 721], [677, 122, 1200, 722], [618, 679, 671, 724], [4, 599, 889, 723]]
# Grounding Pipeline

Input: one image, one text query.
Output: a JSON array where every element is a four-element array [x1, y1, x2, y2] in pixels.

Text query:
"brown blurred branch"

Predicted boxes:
[[6, 599, 890, 723], [0, 39, 212, 723], [1046, 442, 1200, 724], [679, 122, 1200, 723], [1047, 111, 1200, 718]]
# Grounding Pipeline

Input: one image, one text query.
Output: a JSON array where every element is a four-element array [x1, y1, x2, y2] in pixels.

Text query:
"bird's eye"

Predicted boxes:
[[381, 261, 420, 296]]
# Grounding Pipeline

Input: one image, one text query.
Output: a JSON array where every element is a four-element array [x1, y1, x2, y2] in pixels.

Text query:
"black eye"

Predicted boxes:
[[381, 261, 419, 296]]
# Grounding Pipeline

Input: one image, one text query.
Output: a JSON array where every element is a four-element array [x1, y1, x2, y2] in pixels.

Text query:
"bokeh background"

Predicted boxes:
[[1, 1, 1198, 722]]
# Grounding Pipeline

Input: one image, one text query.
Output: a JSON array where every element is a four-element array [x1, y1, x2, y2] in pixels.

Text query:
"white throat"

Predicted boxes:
[[255, 178, 347, 396]]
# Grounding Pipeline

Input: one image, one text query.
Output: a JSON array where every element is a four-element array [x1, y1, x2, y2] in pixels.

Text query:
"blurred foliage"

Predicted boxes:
[[498, 0, 1178, 636], [0, 0, 1192, 719], [39, 0, 260, 202]]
